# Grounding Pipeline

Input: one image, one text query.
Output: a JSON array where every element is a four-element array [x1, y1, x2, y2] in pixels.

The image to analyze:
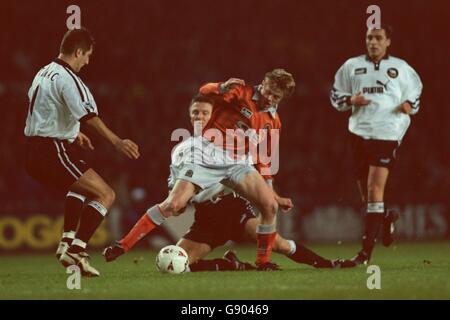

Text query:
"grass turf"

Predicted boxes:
[[1, 242, 449, 299]]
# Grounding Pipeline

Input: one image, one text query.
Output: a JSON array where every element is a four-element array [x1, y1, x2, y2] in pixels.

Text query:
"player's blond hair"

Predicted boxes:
[[264, 69, 296, 97]]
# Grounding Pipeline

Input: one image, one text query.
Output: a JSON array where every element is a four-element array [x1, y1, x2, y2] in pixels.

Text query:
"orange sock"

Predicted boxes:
[[256, 232, 277, 265], [120, 213, 157, 252]]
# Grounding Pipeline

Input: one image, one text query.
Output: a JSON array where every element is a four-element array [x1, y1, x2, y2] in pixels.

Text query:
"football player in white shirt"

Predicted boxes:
[[24, 28, 140, 276], [330, 25, 423, 266]]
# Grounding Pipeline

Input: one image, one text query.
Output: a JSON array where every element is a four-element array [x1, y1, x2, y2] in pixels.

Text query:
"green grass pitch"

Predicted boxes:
[[1, 242, 449, 299]]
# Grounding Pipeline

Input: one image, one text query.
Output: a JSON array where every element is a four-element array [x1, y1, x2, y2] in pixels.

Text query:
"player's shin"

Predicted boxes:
[[62, 191, 86, 243], [119, 205, 167, 252], [286, 240, 333, 268], [189, 259, 236, 272], [362, 202, 384, 259], [69, 200, 108, 252], [255, 224, 277, 265]]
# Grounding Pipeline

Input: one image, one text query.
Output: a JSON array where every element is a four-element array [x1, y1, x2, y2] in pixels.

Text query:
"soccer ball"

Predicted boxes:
[[156, 245, 189, 274]]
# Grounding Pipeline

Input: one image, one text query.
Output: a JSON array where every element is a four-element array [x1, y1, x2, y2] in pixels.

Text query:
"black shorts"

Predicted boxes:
[[183, 195, 257, 249], [350, 133, 400, 180], [25, 136, 90, 191]]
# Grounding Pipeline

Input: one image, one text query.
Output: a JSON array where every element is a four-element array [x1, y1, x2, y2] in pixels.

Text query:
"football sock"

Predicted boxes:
[[189, 259, 236, 272], [68, 238, 87, 254], [255, 224, 277, 265], [119, 205, 166, 252], [61, 231, 75, 245], [64, 191, 85, 233], [362, 202, 384, 259], [286, 241, 332, 267], [75, 200, 108, 245]]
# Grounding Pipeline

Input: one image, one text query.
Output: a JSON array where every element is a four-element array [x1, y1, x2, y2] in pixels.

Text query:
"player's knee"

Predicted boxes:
[[99, 187, 115, 208], [260, 199, 278, 218], [160, 199, 184, 215]]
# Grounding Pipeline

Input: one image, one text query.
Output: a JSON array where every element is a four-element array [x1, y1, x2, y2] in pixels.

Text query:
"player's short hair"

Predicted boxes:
[[60, 27, 95, 55], [368, 24, 393, 39], [264, 68, 296, 97], [189, 94, 215, 112]]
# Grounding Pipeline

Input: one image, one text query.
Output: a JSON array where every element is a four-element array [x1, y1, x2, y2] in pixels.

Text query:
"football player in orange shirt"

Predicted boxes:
[[104, 69, 295, 270]]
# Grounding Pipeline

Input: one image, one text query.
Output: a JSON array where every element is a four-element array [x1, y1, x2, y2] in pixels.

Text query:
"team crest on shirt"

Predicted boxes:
[[240, 107, 253, 119], [355, 67, 367, 75], [185, 170, 193, 178], [387, 68, 399, 78]]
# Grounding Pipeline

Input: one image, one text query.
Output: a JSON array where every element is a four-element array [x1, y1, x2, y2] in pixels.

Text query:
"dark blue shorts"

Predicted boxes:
[[25, 136, 90, 191], [350, 133, 400, 180]]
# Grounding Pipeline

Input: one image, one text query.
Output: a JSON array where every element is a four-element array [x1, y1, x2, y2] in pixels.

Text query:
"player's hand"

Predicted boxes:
[[76, 132, 94, 150], [276, 196, 294, 213], [115, 139, 140, 159], [351, 92, 371, 106], [396, 101, 412, 114], [223, 78, 245, 90]]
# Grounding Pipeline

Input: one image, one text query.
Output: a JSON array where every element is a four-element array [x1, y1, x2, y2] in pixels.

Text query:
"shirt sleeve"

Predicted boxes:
[[199, 82, 241, 104], [330, 62, 353, 111], [401, 64, 423, 116], [58, 75, 98, 121]]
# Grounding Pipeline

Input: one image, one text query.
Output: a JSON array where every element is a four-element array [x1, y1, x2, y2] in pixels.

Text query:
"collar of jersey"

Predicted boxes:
[[54, 58, 76, 73], [365, 54, 390, 62], [252, 85, 278, 119]]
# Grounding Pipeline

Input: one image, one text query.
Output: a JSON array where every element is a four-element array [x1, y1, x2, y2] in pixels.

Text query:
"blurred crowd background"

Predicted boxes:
[[1, 0, 449, 249]]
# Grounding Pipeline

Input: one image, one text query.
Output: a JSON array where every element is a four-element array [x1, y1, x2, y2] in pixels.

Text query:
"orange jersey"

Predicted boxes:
[[199, 82, 281, 179]]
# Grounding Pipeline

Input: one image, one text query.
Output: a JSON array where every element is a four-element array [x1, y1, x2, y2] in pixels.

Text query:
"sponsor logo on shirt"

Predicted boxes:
[[355, 67, 367, 75], [363, 87, 384, 94], [240, 107, 253, 119]]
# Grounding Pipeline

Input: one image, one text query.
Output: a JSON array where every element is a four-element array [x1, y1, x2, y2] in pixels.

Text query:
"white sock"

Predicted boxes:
[[72, 238, 87, 249], [62, 231, 76, 241]]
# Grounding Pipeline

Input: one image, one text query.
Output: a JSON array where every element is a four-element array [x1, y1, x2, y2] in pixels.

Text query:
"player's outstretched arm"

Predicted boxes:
[[221, 78, 245, 91], [84, 116, 140, 159]]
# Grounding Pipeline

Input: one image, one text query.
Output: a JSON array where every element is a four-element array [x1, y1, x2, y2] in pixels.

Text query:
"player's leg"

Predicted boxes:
[[55, 191, 86, 259], [244, 218, 335, 268], [179, 237, 254, 271], [177, 238, 212, 265], [103, 179, 196, 261], [177, 197, 254, 272], [178, 238, 245, 272], [232, 171, 279, 268], [58, 169, 115, 276], [361, 165, 389, 260], [25, 138, 109, 275], [66, 169, 115, 251]]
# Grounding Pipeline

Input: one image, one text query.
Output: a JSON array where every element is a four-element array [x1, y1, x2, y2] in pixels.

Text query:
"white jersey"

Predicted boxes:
[[24, 59, 98, 142], [330, 55, 422, 141]]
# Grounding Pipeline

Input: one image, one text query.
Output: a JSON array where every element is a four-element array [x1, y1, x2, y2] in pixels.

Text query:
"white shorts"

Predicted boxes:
[[168, 136, 256, 190]]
